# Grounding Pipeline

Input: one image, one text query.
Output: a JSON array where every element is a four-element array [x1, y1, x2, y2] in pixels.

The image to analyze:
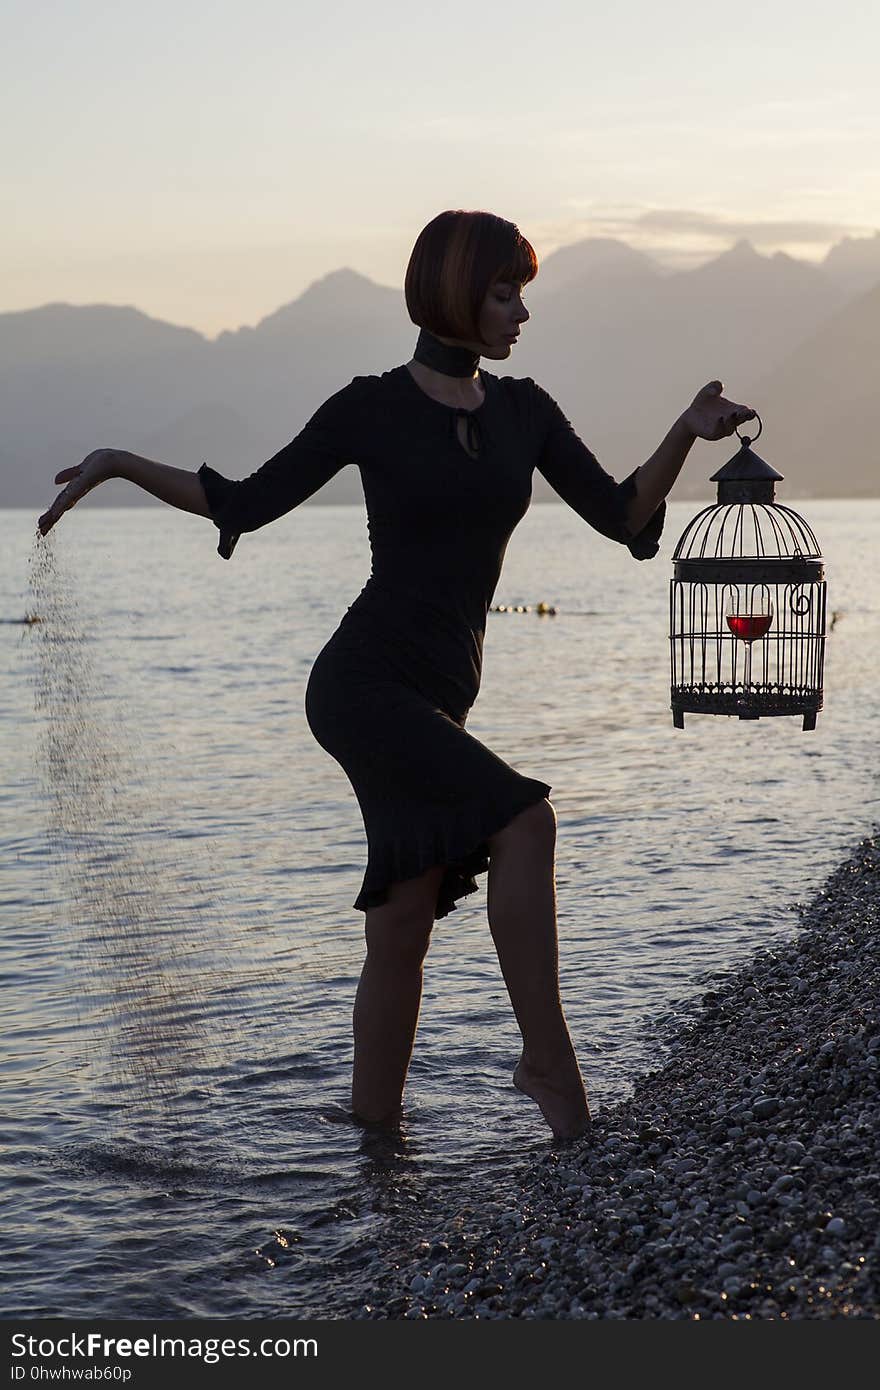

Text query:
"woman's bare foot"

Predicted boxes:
[[513, 1054, 591, 1140]]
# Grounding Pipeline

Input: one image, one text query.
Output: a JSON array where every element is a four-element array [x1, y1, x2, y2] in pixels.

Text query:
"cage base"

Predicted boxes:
[[671, 690, 822, 732]]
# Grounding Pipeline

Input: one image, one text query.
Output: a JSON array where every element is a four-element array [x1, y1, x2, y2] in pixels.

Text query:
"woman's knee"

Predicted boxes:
[[489, 796, 556, 856], [363, 866, 443, 966]]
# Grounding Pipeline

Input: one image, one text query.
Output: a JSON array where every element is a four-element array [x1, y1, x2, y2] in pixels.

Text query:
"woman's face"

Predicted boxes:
[[447, 279, 530, 359], [478, 279, 530, 358]]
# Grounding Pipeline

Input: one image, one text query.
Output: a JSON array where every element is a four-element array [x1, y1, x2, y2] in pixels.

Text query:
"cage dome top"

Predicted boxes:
[[707, 416, 783, 504], [673, 497, 823, 566], [709, 442, 784, 488], [672, 414, 823, 570]]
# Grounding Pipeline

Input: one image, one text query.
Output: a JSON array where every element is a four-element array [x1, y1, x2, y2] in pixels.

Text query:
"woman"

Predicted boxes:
[[39, 210, 755, 1140]]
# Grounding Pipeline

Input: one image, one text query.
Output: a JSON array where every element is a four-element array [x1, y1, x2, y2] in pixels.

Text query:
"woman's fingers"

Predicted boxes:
[[721, 406, 756, 437], [38, 491, 70, 536], [37, 450, 119, 534], [693, 381, 756, 417], [724, 405, 757, 434], [38, 506, 57, 536], [38, 469, 87, 535], [709, 402, 756, 438]]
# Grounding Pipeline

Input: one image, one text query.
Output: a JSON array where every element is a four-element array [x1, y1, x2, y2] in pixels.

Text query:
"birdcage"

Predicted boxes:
[[670, 417, 826, 730]]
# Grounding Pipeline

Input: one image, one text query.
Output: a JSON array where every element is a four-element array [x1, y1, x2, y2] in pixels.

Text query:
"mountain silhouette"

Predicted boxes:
[[4, 234, 879, 511], [514, 237, 845, 492], [822, 231, 880, 298], [530, 237, 661, 296], [746, 279, 880, 496]]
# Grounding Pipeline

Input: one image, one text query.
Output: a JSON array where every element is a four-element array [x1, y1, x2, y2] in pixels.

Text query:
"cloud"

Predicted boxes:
[[532, 206, 879, 271], [631, 210, 874, 245]]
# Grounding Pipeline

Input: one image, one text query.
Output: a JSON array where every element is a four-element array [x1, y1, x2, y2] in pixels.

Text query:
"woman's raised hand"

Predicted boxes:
[[38, 449, 123, 536], [682, 382, 756, 442]]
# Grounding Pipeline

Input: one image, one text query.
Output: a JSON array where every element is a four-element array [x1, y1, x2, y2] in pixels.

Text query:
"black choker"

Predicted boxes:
[[413, 327, 480, 377]]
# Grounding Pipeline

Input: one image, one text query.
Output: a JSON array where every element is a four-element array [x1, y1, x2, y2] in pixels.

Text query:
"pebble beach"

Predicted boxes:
[[345, 831, 880, 1320]]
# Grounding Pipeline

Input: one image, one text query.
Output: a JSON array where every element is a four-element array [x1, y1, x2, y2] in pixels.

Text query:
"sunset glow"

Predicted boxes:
[[3, 0, 878, 334]]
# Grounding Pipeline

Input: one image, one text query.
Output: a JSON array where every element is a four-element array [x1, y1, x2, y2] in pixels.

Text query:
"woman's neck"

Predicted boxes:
[[412, 326, 480, 377], [408, 327, 485, 407], [405, 358, 485, 409]]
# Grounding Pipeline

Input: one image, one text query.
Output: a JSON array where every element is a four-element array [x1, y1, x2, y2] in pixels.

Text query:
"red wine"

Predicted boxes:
[[726, 613, 772, 641]]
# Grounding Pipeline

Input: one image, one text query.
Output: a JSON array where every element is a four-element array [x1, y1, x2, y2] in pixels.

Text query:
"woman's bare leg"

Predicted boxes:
[[351, 865, 445, 1125], [487, 798, 591, 1139]]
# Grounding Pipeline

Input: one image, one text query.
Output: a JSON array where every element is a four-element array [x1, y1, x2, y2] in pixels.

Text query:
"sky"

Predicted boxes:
[[3, 0, 879, 336]]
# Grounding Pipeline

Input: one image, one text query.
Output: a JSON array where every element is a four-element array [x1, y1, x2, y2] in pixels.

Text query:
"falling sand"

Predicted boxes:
[[27, 532, 230, 1119]]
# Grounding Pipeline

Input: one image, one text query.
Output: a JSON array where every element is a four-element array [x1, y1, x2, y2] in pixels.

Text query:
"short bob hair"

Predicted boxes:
[[405, 210, 538, 341]]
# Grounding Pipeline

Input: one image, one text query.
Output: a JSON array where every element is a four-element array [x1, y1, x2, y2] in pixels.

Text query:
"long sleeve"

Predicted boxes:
[[198, 377, 369, 559], [530, 380, 665, 560]]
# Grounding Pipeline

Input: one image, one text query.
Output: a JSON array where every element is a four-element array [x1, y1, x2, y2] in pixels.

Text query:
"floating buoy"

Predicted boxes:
[[490, 601, 558, 616]]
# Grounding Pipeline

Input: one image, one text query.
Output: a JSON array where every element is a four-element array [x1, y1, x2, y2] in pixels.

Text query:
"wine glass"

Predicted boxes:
[[726, 593, 773, 687]]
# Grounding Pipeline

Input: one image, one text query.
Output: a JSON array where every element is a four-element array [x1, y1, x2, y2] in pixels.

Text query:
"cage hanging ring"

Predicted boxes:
[[735, 410, 763, 446]]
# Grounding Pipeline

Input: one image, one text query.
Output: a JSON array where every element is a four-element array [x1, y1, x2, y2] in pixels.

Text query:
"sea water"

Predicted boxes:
[[2, 499, 878, 1316]]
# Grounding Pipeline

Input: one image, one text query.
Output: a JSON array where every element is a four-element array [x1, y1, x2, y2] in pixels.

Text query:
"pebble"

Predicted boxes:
[[340, 833, 880, 1321], [752, 1097, 781, 1119]]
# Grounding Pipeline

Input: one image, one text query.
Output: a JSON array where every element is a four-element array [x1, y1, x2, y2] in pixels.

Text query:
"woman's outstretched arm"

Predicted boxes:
[[534, 378, 755, 558], [534, 392, 666, 559], [39, 377, 371, 550], [626, 381, 755, 535], [38, 449, 211, 535]]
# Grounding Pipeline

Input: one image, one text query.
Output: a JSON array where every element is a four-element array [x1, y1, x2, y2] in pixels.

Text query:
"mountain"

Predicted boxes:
[[3, 236, 879, 513], [0, 302, 205, 369], [207, 269, 410, 460], [516, 238, 845, 490], [0, 305, 216, 507], [134, 401, 273, 474], [745, 280, 880, 497], [244, 266, 398, 333], [1, 274, 411, 508], [822, 232, 880, 299], [533, 237, 661, 295]]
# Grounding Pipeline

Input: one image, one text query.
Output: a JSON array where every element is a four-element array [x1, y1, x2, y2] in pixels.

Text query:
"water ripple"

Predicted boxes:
[[3, 501, 878, 1315]]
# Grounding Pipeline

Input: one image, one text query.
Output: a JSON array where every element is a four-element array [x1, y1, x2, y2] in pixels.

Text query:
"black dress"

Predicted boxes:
[[198, 365, 665, 918]]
